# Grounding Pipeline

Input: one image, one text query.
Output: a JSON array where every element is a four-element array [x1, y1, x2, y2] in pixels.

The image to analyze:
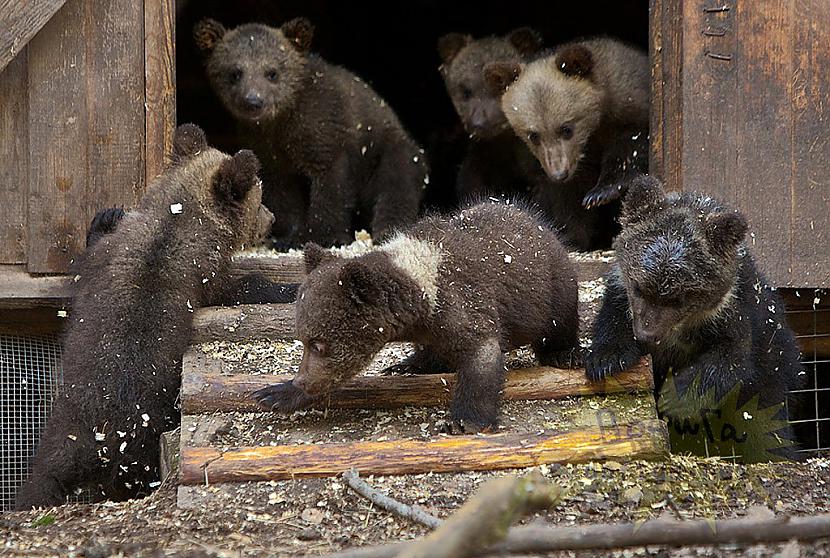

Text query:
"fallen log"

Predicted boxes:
[[180, 358, 653, 414], [321, 512, 830, 557], [179, 419, 668, 485]]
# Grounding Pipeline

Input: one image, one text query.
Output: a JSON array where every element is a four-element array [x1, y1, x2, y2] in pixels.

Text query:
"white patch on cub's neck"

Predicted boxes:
[[380, 233, 441, 311]]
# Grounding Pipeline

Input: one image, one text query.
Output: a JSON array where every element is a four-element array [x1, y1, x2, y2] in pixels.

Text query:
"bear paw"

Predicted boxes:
[[582, 183, 624, 209], [584, 345, 641, 382], [252, 382, 316, 412]]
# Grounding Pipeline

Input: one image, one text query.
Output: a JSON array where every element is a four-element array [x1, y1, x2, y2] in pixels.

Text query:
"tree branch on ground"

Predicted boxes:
[[342, 469, 441, 529]]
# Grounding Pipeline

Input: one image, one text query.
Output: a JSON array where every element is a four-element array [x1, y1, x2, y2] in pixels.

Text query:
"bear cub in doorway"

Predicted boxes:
[[195, 17, 427, 248], [254, 201, 580, 433]]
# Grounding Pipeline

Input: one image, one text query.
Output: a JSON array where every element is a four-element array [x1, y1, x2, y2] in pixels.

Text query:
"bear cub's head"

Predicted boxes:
[[194, 18, 315, 122], [614, 175, 749, 345], [489, 44, 601, 182], [291, 244, 405, 395], [438, 28, 542, 139], [173, 123, 273, 249]]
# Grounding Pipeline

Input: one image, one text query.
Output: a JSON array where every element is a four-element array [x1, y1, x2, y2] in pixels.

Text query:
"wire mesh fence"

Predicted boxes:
[[0, 333, 62, 512]]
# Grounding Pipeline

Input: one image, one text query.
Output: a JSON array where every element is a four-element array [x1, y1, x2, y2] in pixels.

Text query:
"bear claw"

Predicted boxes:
[[252, 382, 315, 412]]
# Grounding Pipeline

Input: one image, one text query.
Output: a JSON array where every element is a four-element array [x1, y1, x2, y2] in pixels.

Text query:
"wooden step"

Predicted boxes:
[[181, 355, 653, 414], [179, 419, 668, 485]]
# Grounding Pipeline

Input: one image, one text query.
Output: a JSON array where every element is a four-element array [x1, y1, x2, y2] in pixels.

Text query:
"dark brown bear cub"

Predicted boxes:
[[16, 125, 278, 509], [254, 201, 579, 433], [437, 28, 544, 201], [195, 18, 427, 248], [586, 175, 806, 461], [488, 38, 650, 250]]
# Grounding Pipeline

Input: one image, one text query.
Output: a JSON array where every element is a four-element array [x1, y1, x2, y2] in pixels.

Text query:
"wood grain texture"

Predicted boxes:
[[0, 0, 68, 72], [26, 0, 87, 273], [0, 50, 28, 263], [179, 419, 669, 485], [190, 303, 296, 343], [233, 255, 612, 286], [790, 0, 830, 286], [0, 266, 72, 308], [180, 357, 654, 414], [144, 0, 176, 182]]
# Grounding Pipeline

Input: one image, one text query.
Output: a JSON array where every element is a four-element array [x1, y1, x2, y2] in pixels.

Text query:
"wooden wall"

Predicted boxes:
[[651, 0, 830, 288], [0, 0, 174, 275]]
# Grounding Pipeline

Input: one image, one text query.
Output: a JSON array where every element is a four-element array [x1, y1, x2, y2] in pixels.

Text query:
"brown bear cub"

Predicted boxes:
[[437, 29, 545, 201], [16, 125, 282, 509], [195, 18, 428, 248], [586, 175, 806, 461], [488, 38, 650, 250], [253, 201, 579, 433]]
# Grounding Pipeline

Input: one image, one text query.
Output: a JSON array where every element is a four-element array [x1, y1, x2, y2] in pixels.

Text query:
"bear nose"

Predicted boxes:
[[244, 93, 264, 110], [551, 169, 569, 181]]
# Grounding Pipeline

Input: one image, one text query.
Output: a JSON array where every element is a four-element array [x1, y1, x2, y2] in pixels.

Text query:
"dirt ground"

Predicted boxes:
[[2, 455, 829, 557]]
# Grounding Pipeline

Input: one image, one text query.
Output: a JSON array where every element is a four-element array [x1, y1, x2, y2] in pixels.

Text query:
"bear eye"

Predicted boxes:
[[461, 87, 473, 100], [265, 68, 278, 82], [228, 69, 243, 85], [526, 131, 541, 146], [308, 340, 326, 355], [559, 123, 574, 139]]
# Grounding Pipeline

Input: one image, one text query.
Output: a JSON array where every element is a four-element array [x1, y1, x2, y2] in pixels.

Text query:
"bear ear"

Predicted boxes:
[[437, 33, 471, 65], [303, 242, 338, 273], [194, 18, 227, 54], [484, 61, 523, 95], [621, 174, 665, 224], [282, 17, 314, 52], [338, 260, 383, 305], [705, 211, 748, 255], [507, 27, 543, 57], [213, 150, 261, 205], [172, 123, 208, 162], [556, 44, 594, 78]]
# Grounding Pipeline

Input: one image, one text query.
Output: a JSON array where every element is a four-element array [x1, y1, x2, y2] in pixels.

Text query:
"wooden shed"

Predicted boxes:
[[0, 0, 174, 306]]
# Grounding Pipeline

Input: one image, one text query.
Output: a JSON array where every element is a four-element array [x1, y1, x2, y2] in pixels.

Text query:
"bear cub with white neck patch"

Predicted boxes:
[[254, 201, 579, 433], [586, 175, 805, 460]]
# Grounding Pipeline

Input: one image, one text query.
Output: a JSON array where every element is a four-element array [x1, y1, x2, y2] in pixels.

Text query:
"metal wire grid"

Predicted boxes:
[[0, 333, 62, 512], [785, 289, 830, 455]]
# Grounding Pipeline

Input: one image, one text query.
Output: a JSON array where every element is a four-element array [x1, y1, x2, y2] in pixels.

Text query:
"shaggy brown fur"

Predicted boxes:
[[487, 37, 649, 249], [586, 175, 806, 460], [195, 18, 428, 247], [438, 29, 544, 201], [16, 125, 279, 509], [253, 201, 580, 433]]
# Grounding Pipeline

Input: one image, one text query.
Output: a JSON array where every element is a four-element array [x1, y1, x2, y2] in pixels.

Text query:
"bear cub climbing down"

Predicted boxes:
[[16, 124, 286, 509], [586, 175, 806, 460], [254, 201, 580, 433], [195, 17, 427, 248]]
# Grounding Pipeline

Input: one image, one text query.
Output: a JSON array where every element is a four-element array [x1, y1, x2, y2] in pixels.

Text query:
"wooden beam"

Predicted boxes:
[[0, 266, 71, 308], [179, 419, 669, 485], [144, 0, 176, 182], [190, 303, 295, 343], [181, 358, 654, 414], [0, 0, 68, 72]]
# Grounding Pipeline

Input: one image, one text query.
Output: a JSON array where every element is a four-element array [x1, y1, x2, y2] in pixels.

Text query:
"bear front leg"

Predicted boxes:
[[446, 338, 505, 434], [369, 143, 424, 240], [212, 273, 298, 305], [585, 270, 644, 382], [305, 156, 355, 247], [582, 126, 649, 209]]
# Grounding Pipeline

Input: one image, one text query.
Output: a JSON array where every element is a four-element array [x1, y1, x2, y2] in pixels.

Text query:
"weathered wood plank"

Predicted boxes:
[[790, 0, 830, 287], [179, 419, 669, 485], [144, 0, 176, 182], [735, 0, 794, 287], [181, 357, 654, 414], [0, 266, 72, 309], [0, 49, 28, 263], [86, 0, 146, 224], [0, 0, 68, 72], [26, 0, 87, 273]]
